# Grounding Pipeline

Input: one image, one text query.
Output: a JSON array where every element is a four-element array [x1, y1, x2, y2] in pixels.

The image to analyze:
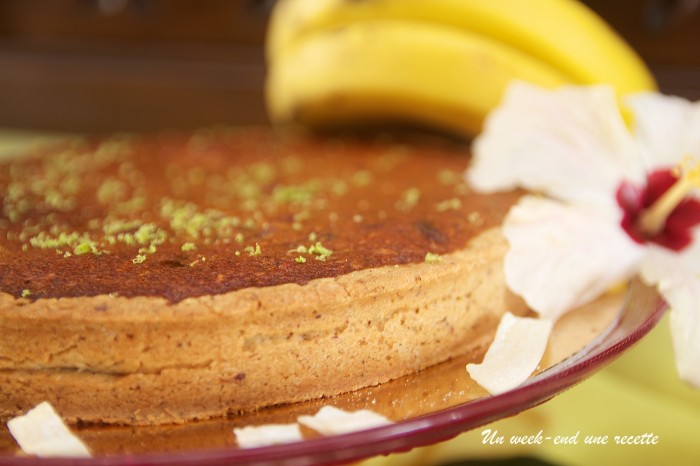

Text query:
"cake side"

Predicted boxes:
[[0, 227, 524, 425]]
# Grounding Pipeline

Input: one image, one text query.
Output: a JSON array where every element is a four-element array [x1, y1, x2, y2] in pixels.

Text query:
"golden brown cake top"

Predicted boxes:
[[0, 128, 518, 303]]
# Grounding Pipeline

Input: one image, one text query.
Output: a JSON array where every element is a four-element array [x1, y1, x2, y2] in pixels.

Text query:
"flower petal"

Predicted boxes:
[[504, 196, 644, 320], [467, 82, 642, 205], [641, 232, 700, 284], [625, 92, 700, 167], [656, 278, 700, 388], [639, 233, 700, 387], [467, 312, 553, 394]]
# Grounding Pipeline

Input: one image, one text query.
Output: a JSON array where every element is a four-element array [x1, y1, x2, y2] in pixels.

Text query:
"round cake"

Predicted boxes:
[[0, 128, 524, 425]]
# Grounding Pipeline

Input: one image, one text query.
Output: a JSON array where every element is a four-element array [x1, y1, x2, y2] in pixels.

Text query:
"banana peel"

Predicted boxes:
[[265, 0, 657, 138], [267, 20, 568, 136]]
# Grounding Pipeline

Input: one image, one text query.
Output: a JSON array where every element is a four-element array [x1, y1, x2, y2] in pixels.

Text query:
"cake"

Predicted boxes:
[[0, 127, 524, 425]]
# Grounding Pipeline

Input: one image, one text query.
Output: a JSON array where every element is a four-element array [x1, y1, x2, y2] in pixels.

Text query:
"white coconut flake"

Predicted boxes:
[[467, 312, 553, 395], [297, 405, 392, 436], [234, 423, 302, 448], [6, 402, 91, 458]]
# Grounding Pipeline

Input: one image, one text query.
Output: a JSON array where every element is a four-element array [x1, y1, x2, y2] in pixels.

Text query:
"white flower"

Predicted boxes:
[[466, 82, 700, 390]]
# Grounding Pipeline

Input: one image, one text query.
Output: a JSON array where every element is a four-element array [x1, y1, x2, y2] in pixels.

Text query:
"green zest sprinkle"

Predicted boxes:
[[396, 187, 420, 212], [331, 180, 348, 196], [468, 211, 484, 225], [132, 254, 147, 264], [295, 256, 307, 263], [436, 198, 462, 212], [134, 223, 166, 246], [308, 242, 333, 261], [97, 178, 128, 204], [21, 289, 31, 298], [181, 242, 197, 251], [294, 210, 311, 222], [425, 252, 442, 263], [272, 183, 318, 205], [281, 155, 302, 174], [73, 242, 98, 255], [139, 244, 157, 254], [245, 243, 262, 256], [437, 169, 461, 185], [351, 170, 372, 186], [30, 231, 98, 253], [102, 219, 143, 235]]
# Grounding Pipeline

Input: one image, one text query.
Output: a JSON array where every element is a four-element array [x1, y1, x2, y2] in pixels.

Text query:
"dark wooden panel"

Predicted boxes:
[[0, 0, 271, 45], [582, 0, 700, 99], [0, 0, 696, 133], [583, 0, 700, 66], [0, 43, 268, 133], [0, 0, 272, 133]]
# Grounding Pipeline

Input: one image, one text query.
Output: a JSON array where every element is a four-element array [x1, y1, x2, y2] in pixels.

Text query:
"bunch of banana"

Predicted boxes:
[[265, 0, 657, 137]]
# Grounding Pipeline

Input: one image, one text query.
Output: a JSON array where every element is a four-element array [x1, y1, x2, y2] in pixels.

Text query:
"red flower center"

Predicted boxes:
[[617, 168, 700, 251]]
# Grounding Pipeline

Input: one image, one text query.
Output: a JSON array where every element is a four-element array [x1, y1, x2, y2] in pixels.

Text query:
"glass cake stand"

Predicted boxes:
[[0, 280, 666, 466]]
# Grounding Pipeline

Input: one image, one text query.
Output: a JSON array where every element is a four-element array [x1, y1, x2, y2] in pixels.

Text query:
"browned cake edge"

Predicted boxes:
[[0, 227, 525, 425]]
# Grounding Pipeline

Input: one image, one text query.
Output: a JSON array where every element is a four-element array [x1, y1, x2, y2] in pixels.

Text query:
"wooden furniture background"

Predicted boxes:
[[0, 0, 271, 133], [0, 0, 697, 134]]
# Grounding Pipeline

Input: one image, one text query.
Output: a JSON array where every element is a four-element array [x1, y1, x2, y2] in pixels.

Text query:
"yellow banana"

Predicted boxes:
[[266, 20, 568, 135], [267, 0, 656, 95]]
